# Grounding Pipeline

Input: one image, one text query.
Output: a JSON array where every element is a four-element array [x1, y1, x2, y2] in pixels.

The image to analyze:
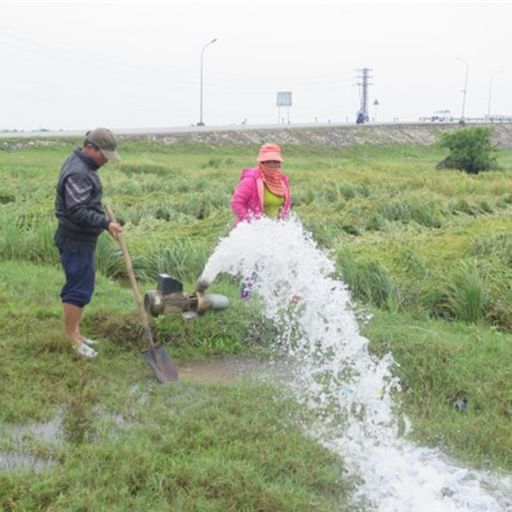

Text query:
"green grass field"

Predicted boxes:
[[1, 136, 512, 510]]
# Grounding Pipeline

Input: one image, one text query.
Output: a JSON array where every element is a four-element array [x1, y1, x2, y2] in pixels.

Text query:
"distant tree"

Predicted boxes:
[[438, 126, 498, 174]]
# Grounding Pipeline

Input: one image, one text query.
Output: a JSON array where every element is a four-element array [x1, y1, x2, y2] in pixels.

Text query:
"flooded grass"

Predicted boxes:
[[0, 377, 352, 511]]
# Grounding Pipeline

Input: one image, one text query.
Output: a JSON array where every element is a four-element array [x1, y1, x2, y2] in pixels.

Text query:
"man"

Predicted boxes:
[[54, 127, 123, 359]]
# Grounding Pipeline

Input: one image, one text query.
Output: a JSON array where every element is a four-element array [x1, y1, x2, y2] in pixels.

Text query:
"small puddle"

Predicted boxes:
[[2, 417, 62, 444], [0, 417, 62, 473], [0, 453, 54, 473], [178, 356, 280, 385]]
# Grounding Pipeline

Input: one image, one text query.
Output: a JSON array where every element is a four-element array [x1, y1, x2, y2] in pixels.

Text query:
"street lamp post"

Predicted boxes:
[[198, 38, 217, 126], [487, 69, 504, 119], [456, 57, 469, 122]]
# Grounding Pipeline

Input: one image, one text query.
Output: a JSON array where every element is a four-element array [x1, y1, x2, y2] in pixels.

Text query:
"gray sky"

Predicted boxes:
[[1, 0, 511, 131]]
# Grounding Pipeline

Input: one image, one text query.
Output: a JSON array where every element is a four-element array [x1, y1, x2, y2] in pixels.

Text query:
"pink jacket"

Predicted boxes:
[[231, 167, 291, 223]]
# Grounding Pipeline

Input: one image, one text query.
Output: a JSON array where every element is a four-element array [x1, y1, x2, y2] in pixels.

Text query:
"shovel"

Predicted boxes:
[[105, 205, 178, 383]]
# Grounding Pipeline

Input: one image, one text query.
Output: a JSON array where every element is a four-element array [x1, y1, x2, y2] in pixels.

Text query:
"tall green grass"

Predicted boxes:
[[364, 308, 512, 470], [1, 142, 512, 329]]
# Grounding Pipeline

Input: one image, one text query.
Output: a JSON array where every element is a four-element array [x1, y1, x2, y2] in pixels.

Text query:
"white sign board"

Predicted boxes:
[[277, 91, 292, 107]]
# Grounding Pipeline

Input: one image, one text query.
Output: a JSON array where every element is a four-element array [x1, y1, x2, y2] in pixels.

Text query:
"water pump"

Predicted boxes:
[[144, 274, 229, 317]]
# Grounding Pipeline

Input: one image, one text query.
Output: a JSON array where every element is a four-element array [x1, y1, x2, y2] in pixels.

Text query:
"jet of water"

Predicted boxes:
[[199, 215, 512, 511]]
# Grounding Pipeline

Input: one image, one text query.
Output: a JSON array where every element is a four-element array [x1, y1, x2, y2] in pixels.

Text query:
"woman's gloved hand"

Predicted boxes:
[[196, 277, 210, 293]]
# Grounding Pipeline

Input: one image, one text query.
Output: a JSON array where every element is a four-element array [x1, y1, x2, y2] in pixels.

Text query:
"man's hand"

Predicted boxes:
[[107, 222, 123, 239]]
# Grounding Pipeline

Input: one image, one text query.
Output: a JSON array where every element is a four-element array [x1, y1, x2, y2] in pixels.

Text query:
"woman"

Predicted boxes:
[[231, 143, 291, 223], [230, 143, 292, 299]]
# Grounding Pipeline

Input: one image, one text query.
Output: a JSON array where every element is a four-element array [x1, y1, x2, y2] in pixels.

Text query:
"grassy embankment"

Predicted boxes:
[[1, 137, 512, 510]]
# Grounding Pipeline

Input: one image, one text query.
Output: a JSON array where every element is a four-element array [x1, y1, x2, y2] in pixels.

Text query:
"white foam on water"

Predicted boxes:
[[200, 216, 512, 511]]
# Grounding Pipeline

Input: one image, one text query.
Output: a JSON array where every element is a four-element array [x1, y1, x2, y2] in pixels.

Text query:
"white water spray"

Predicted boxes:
[[200, 216, 512, 511]]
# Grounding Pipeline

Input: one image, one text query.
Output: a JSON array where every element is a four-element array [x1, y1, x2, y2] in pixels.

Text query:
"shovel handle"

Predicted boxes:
[[105, 204, 156, 349]]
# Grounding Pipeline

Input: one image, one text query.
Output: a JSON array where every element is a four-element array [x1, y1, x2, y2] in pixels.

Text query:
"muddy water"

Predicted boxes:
[[178, 356, 278, 385]]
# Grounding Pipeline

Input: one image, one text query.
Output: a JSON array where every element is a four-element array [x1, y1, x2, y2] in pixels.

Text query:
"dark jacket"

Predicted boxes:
[[54, 150, 109, 251]]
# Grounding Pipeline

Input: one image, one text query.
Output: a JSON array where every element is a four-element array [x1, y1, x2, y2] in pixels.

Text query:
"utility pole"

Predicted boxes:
[[356, 68, 373, 123]]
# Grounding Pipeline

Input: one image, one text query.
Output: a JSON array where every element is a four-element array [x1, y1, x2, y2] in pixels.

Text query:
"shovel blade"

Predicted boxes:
[[142, 346, 178, 383]]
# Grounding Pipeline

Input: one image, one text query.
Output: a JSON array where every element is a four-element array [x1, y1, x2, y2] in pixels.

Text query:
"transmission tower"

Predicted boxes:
[[356, 68, 373, 123]]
